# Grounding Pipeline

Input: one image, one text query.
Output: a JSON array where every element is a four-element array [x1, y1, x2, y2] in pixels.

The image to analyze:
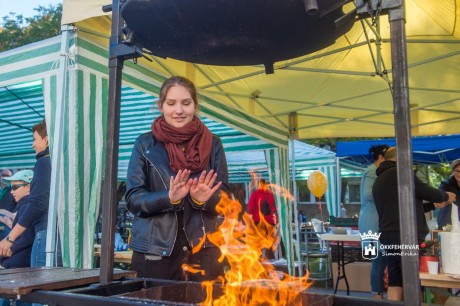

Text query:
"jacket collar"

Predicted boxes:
[[143, 137, 169, 167], [36, 146, 50, 160]]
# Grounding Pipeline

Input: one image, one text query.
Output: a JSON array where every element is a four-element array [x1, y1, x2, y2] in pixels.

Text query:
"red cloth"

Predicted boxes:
[[247, 188, 277, 225], [152, 116, 213, 173]]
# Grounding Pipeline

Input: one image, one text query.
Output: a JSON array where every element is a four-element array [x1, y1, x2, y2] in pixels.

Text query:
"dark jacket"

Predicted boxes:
[[17, 147, 51, 233], [1, 196, 34, 268], [0, 188, 16, 240], [126, 132, 229, 256], [437, 175, 460, 228], [0, 187, 16, 212], [372, 161, 448, 243]]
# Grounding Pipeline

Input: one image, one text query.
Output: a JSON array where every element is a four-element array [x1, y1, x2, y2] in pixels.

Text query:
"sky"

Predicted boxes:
[[0, 0, 62, 23]]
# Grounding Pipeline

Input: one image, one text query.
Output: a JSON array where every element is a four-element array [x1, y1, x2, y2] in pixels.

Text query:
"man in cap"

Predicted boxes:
[[0, 170, 35, 268]]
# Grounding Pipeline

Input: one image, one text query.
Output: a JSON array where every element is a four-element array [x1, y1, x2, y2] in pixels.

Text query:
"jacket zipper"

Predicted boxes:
[[143, 152, 178, 256], [144, 153, 168, 189], [201, 211, 207, 248]]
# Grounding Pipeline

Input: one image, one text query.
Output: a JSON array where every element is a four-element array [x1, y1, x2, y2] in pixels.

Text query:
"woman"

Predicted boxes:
[[358, 144, 389, 299], [126, 76, 230, 281]]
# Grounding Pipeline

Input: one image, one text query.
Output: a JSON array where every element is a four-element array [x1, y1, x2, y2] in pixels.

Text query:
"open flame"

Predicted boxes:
[[189, 190, 311, 305]]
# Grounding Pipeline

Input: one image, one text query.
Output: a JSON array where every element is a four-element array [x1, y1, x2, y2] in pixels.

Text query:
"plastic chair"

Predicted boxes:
[[300, 219, 332, 281]]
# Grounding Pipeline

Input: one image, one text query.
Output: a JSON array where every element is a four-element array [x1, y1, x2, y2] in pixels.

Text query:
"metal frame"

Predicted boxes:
[[98, 0, 419, 304]]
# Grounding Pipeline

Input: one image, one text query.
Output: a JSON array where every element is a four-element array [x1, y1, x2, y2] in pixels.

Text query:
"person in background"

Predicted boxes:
[[372, 147, 455, 301], [0, 169, 16, 240], [358, 144, 389, 299], [0, 170, 35, 306], [436, 159, 460, 229], [247, 179, 278, 259], [248, 179, 277, 226], [0, 169, 13, 200], [126, 76, 230, 282], [0, 120, 60, 268], [0, 170, 35, 268]]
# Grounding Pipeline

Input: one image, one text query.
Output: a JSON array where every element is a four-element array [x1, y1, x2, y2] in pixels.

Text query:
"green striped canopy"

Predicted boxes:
[[0, 33, 339, 273]]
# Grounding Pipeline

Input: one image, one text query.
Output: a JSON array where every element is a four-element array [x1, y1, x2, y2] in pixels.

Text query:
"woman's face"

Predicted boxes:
[[10, 180, 30, 202], [32, 131, 48, 154], [454, 165, 460, 183], [159, 85, 197, 128]]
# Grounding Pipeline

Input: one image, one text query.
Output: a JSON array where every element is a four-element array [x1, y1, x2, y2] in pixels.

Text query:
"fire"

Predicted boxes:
[[195, 192, 311, 305]]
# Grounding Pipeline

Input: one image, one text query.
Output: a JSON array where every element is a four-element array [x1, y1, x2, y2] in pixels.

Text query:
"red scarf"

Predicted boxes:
[[152, 116, 213, 173]]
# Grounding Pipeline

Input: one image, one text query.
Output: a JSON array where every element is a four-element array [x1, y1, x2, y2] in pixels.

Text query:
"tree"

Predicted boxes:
[[0, 4, 62, 52]]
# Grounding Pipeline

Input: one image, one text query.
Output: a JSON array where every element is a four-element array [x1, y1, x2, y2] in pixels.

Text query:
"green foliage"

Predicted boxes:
[[0, 4, 62, 52], [428, 163, 451, 188]]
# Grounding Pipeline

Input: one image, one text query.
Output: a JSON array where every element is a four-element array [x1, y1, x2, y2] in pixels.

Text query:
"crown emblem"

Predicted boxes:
[[359, 230, 381, 240]]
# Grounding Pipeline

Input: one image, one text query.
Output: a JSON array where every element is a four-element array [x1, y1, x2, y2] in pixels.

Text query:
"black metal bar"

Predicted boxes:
[[388, 3, 421, 305], [333, 241, 350, 295], [100, 0, 124, 285], [20, 290, 190, 306], [18, 282, 403, 306]]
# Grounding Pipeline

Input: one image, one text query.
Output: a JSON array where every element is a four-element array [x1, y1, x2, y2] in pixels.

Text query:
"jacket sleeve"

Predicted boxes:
[[438, 178, 452, 192], [17, 156, 51, 228], [247, 192, 256, 215], [362, 167, 376, 203], [188, 135, 230, 212], [269, 191, 277, 213], [126, 136, 175, 218], [415, 175, 448, 213], [11, 205, 35, 254]]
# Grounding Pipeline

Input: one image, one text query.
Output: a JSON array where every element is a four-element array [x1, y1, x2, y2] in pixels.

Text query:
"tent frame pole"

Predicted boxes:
[[101, 0, 142, 285], [100, 0, 123, 285], [46, 25, 74, 267], [389, 2, 421, 305], [289, 113, 303, 276]]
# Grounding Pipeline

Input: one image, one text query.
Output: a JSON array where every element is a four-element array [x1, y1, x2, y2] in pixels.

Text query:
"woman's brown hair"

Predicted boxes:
[[32, 119, 48, 138], [157, 76, 198, 109]]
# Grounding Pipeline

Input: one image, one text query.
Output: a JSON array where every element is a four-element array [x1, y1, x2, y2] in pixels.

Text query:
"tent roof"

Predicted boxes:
[[0, 80, 46, 169], [336, 134, 460, 167], [0, 67, 335, 182], [62, 0, 460, 139]]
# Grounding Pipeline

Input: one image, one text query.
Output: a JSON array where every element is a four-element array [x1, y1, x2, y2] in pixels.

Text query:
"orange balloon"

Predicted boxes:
[[307, 171, 328, 198]]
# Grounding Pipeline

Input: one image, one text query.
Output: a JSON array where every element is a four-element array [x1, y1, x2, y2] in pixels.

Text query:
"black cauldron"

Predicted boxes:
[[120, 0, 354, 69]]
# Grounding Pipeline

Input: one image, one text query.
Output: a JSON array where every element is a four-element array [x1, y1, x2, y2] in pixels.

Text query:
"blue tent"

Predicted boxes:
[[336, 135, 460, 167]]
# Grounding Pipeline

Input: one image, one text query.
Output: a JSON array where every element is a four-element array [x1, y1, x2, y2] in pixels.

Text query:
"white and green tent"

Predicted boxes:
[[0, 32, 338, 273]]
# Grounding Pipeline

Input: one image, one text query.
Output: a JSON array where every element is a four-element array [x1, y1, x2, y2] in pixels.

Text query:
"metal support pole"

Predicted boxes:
[[46, 25, 74, 267], [289, 113, 303, 276], [100, 0, 124, 285], [389, 2, 421, 305]]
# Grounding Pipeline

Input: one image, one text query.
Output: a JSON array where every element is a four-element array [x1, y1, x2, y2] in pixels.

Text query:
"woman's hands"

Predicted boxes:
[[190, 170, 222, 204], [169, 169, 222, 205], [169, 169, 192, 204]]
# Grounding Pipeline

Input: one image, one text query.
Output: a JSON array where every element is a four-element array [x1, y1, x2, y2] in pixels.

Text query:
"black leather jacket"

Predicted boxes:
[[126, 132, 229, 256]]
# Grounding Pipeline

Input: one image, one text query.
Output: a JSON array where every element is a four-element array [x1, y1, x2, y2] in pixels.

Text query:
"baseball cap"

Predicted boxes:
[[451, 159, 460, 171], [2, 170, 34, 187]]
